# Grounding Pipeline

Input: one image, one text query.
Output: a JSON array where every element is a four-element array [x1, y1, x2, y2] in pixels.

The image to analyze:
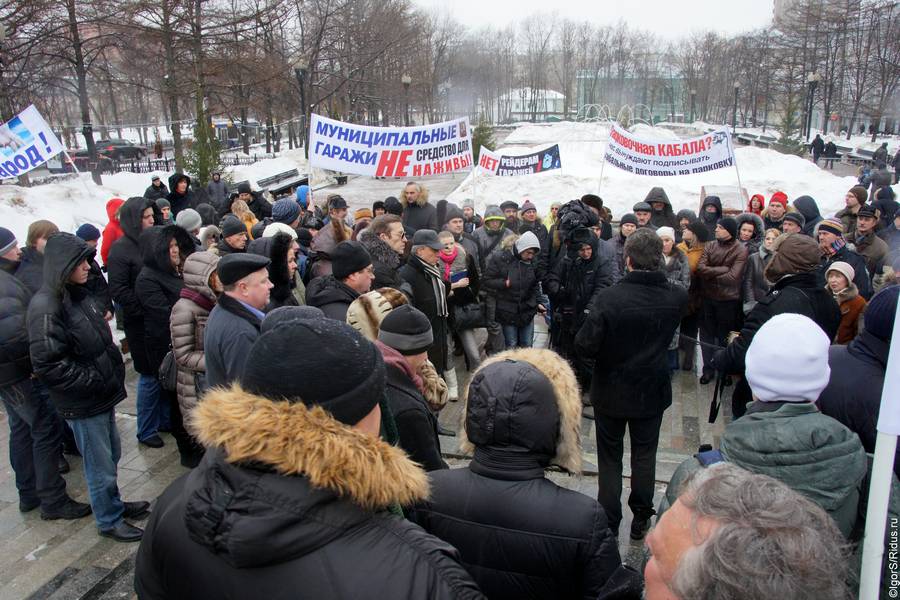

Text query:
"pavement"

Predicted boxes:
[[0, 318, 728, 599]]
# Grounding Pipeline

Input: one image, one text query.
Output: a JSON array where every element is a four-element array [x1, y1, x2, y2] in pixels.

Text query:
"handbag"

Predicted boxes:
[[159, 347, 177, 392], [452, 302, 485, 330]]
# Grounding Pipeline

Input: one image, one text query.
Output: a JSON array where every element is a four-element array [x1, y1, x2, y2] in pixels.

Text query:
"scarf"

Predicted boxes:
[[375, 340, 425, 394], [413, 255, 448, 317], [438, 246, 458, 281], [179, 286, 216, 312], [825, 237, 847, 256]]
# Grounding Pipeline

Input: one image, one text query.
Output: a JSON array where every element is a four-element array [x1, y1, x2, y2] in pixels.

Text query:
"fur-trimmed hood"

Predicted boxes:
[[190, 385, 430, 511], [458, 348, 582, 474], [400, 184, 429, 208], [736, 212, 765, 245]]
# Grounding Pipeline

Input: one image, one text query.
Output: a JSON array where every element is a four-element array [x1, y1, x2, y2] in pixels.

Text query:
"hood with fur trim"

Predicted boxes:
[[399, 184, 430, 208], [735, 213, 765, 246], [190, 385, 430, 511], [458, 348, 582, 474]]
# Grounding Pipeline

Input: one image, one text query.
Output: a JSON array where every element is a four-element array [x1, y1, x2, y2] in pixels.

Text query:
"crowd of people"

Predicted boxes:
[[1, 170, 899, 599]]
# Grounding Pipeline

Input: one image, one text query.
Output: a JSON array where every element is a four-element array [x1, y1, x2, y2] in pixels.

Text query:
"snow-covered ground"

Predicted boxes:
[[447, 120, 897, 219]]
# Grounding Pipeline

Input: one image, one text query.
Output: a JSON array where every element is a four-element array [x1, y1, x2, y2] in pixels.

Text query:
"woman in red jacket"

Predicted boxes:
[[100, 197, 125, 266]]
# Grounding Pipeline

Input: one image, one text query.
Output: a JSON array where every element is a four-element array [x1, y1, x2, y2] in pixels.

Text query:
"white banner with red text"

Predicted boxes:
[[604, 124, 735, 177]]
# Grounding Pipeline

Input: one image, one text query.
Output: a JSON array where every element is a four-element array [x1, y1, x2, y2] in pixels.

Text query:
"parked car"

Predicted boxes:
[[64, 149, 115, 173], [96, 138, 146, 161]]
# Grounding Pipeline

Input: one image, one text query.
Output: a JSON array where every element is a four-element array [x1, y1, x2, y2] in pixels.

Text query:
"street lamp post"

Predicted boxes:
[[293, 58, 309, 156], [732, 82, 740, 135], [401, 74, 411, 126], [805, 72, 820, 142], [689, 88, 696, 123]]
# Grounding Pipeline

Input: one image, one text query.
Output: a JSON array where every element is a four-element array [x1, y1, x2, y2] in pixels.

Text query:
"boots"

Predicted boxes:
[[443, 368, 459, 402]]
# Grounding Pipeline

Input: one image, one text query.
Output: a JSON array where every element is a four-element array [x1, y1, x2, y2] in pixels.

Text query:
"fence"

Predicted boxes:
[[111, 152, 278, 174]]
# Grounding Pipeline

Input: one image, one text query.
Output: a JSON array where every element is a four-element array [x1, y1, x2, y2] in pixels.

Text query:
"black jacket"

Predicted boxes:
[[410, 354, 621, 600], [399, 256, 450, 371], [817, 330, 898, 477], [819, 245, 873, 300], [357, 229, 405, 291], [108, 196, 160, 324], [482, 240, 541, 327], [699, 195, 722, 238], [0, 257, 32, 386], [247, 234, 300, 311], [14, 246, 45, 295], [402, 201, 438, 233], [228, 189, 272, 222], [135, 226, 195, 371], [144, 182, 169, 201], [84, 258, 113, 316], [306, 274, 359, 321], [27, 234, 126, 419], [717, 271, 840, 374], [575, 270, 688, 419], [135, 387, 483, 600], [545, 233, 614, 334], [166, 173, 196, 217]]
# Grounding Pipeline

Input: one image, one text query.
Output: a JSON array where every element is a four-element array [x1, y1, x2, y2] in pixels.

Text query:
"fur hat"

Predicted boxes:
[[686, 220, 711, 243], [656, 226, 676, 241], [346, 288, 409, 340]]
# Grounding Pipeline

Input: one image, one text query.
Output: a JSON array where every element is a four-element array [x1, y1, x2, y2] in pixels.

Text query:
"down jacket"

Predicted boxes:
[[134, 385, 483, 600], [741, 244, 773, 312], [410, 349, 621, 600], [0, 257, 32, 386], [100, 197, 125, 265], [482, 235, 541, 327], [170, 251, 219, 414], [27, 233, 126, 419]]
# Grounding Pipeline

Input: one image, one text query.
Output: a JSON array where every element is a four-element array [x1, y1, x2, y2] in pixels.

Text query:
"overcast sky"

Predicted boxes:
[[411, 0, 774, 39]]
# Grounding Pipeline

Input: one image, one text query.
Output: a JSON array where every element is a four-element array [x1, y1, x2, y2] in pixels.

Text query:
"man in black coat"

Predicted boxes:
[[410, 349, 622, 600], [817, 286, 899, 477], [400, 182, 438, 233], [203, 253, 272, 388], [74, 224, 113, 318], [143, 176, 168, 201], [28, 233, 149, 542], [357, 215, 407, 291], [375, 305, 446, 472], [0, 229, 89, 520], [307, 241, 374, 321], [712, 232, 840, 419], [135, 319, 483, 600], [400, 230, 451, 372], [575, 228, 688, 540]]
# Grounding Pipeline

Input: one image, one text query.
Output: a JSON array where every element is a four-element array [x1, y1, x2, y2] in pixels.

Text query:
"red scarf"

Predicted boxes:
[[375, 340, 424, 394], [179, 287, 216, 312], [438, 246, 458, 281]]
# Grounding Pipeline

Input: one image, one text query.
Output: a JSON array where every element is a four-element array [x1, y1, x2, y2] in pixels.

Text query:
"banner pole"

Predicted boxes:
[[62, 150, 97, 199], [728, 133, 745, 207], [597, 138, 608, 196]]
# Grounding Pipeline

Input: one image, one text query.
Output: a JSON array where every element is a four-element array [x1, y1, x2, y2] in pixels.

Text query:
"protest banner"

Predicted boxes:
[[0, 105, 65, 179], [603, 124, 735, 177], [477, 144, 562, 176], [309, 114, 473, 178]]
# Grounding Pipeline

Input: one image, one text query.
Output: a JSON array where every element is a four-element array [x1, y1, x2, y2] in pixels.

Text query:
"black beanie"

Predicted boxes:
[[686, 220, 712, 243], [261, 305, 325, 333], [783, 212, 806, 228], [718, 216, 738, 240], [237, 182, 252, 194], [221, 215, 246, 238], [443, 203, 464, 224], [332, 240, 372, 280], [384, 197, 403, 216], [620, 213, 639, 227], [378, 304, 433, 355], [241, 319, 384, 426], [296, 228, 313, 246], [373, 200, 386, 213]]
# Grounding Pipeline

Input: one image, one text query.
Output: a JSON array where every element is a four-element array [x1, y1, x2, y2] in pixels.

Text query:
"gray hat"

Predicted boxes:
[[412, 229, 444, 250], [175, 208, 202, 232], [220, 215, 246, 238], [378, 304, 433, 355], [632, 201, 652, 213], [217, 253, 270, 285]]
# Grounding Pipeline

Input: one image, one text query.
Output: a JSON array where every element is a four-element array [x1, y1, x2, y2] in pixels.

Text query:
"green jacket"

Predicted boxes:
[[664, 401, 867, 538]]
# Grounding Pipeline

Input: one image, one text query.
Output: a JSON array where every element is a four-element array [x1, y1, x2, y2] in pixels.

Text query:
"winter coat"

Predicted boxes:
[[399, 256, 450, 371], [377, 341, 446, 472], [676, 240, 706, 315], [450, 230, 482, 278], [134, 385, 484, 600], [696, 238, 748, 301], [698, 195, 722, 238], [27, 234, 126, 419], [716, 271, 840, 374], [100, 198, 125, 265], [818, 330, 898, 476], [357, 228, 405, 291], [741, 245, 773, 312], [794, 196, 822, 237], [873, 189, 900, 231], [205, 179, 229, 212], [14, 246, 45, 295], [662, 249, 690, 290], [836, 207, 859, 240], [166, 174, 195, 217], [309, 219, 353, 278], [735, 213, 765, 255], [84, 257, 112, 316], [0, 257, 32, 386], [135, 226, 195, 372], [831, 283, 866, 344], [203, 293, 262, 388], [247, 234, 302, 311], [410, 349, 621, 600], [401, 189, 438, 233], [306, 275, 359, 321], [664, 401, 866, 539], [518, 220, 550, 275], [482, 236, 540, 327], [170, 252, 218, 415], [610, 233, 628, 283], [811, 136, 825, 155], [212, 237, 245, 257], [471, 225, 516, 274], [231, 191, 273, 222], [545, 235, 615, 334], [855, 232, 889, 276], [575, 269, 688, 419], [819, 245, 873, 300], [645, 187, 679, 230], [144, 182, 169, 202]]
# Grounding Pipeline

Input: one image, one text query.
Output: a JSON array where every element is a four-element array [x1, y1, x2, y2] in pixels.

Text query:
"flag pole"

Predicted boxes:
[[62, 150, 98, 199], [727, 131, 745, 207]]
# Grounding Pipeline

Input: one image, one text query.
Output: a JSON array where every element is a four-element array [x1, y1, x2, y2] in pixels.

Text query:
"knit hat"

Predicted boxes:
[[633, 201, 652, 213], [332, 240, 372, 280], [825, 261, 855, 286], [151, 175, 161, 182], [620, 213, 639, 227], [272, 198, 301, 224], [849, 186, 869, 206], [354, 208, 373, 221], [783, 212, 806, 228], [717, 216, 738, 239], [261, 305, 325, 333], [520, 200, 537, 214], [818, 218, 844, 237], [857, 204, 878, 220], [656, 226, 676, 241], [483, 205, 505, 222], [443, 203, 464, 224], [686, 220, 711, 243], [346, 288, 410, 340], [262, 222, 298, 240], [384, 197, 403, 216], [864, 286, 899, 342], [769, 191, 788, 208], [764, 233, 821, 282], [217, 253, 270, 285], [220, 215, 246, 238], [155, 198, 171, 210], [515, 231, 541, 255], [296, 228, 313, 247], [237, 181, 252, 194], [745, 313, 830, 403], [295, 184, 310, 208], [75, 223, 101, 242], [372, 200, 386, 213], [0, 227, 17, 255], [241, 319, 384, 426], [175, 208, 202, 232], [378, 304, 433, 356], [500, 200, 519, 211]]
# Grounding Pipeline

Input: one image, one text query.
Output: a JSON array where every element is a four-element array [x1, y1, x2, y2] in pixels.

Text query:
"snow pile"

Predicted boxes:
[[448, 121, 877, 219], [226, 148, 333, 188]]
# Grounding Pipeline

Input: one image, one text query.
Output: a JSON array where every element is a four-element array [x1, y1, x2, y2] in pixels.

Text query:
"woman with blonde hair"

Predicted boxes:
[[230, 199, 258, 238]]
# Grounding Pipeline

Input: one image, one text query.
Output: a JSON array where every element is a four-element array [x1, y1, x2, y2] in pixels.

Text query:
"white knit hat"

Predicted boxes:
[[656, 226, 676, 241], [262, 222, 298, 240], [745, 313, 831, 403], [515, 230, 541, 254]]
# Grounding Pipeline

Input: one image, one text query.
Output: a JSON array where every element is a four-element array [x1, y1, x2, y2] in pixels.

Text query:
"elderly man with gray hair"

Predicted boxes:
[[644, 463, 850, 600]]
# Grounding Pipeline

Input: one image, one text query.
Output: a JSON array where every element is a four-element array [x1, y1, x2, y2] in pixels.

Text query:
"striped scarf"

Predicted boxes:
[[414, 256, 448, 317]]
